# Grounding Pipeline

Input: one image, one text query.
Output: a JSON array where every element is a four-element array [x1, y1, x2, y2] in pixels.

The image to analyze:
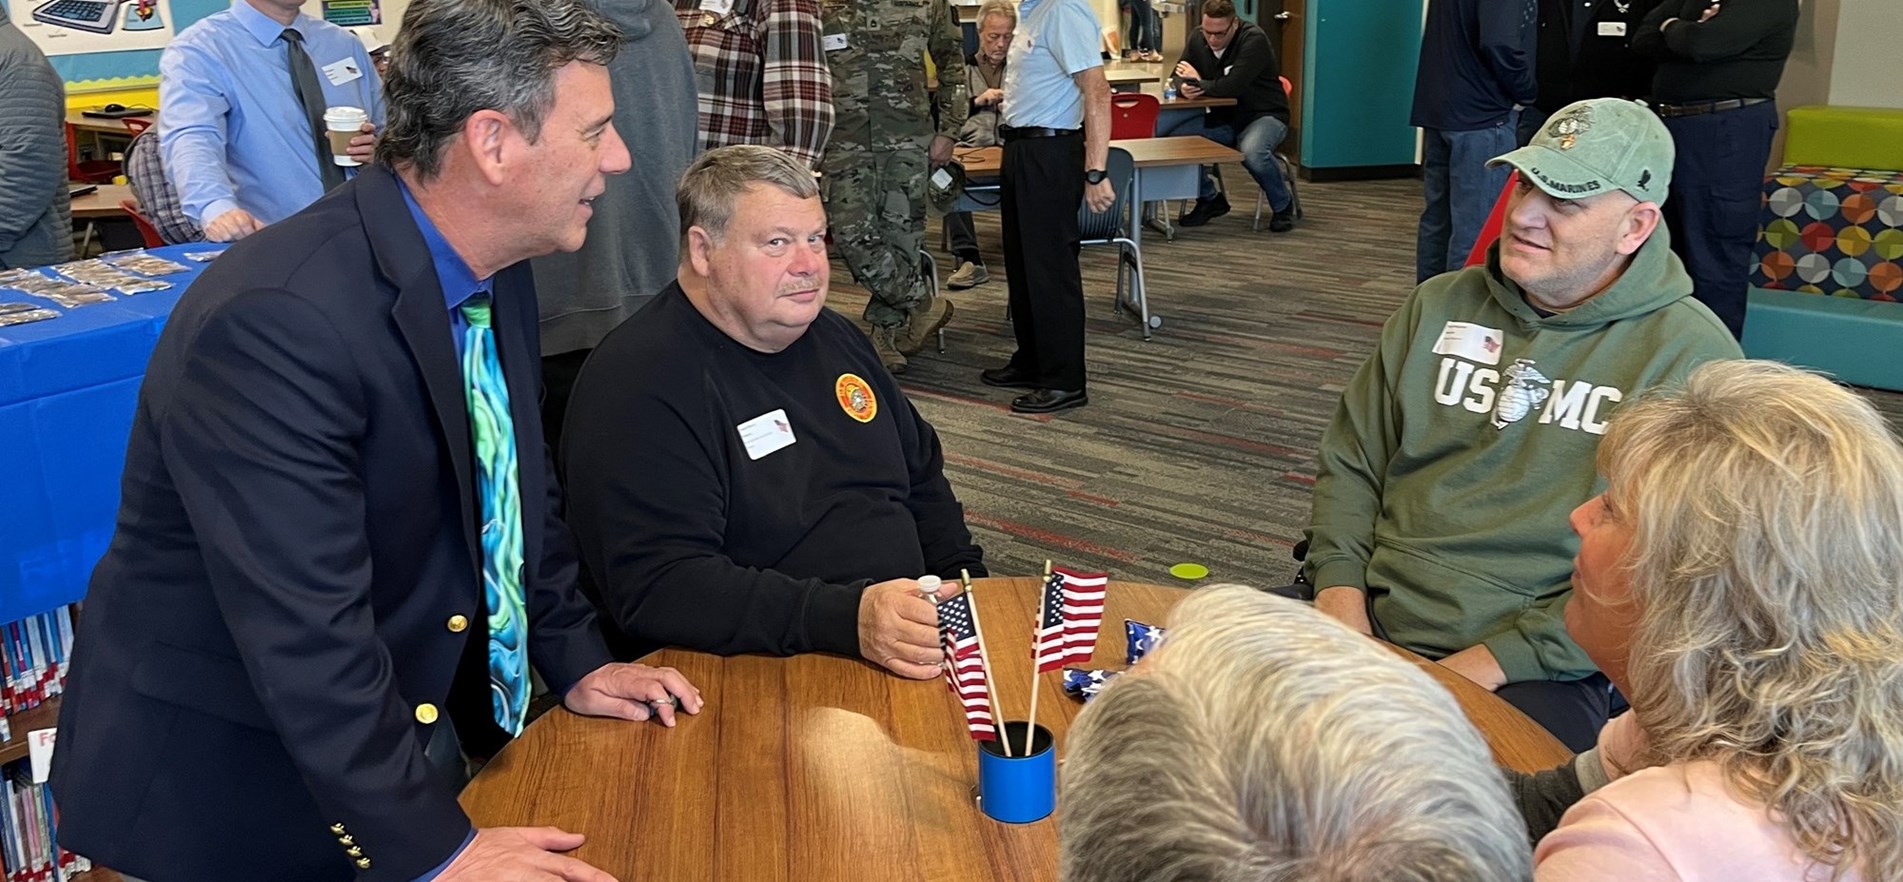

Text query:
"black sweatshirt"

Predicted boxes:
[[1411, 0, 1537, 131], [1533, 0, 1663, 113], [562, 283, 987, 659], [1176, 19, 1288, 130], [1632, 0, 1798, 104]]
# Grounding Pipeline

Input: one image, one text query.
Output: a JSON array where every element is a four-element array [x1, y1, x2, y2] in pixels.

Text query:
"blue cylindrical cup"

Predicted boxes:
[[976, 721, 1055, 824]]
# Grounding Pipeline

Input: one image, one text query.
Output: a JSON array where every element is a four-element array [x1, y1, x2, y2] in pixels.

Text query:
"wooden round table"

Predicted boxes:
[[460, 578, 1569, 880]]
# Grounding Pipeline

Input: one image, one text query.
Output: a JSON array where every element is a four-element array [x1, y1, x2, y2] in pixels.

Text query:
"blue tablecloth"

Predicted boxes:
[[0, 244, 218, 623]]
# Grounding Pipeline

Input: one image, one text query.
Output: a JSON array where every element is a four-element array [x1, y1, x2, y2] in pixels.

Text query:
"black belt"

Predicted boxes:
[[999, 125, 1080, 141], [1653, 97, 1770, 119]]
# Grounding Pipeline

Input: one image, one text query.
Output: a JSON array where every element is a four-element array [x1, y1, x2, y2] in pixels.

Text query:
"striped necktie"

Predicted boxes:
[[460, 293, 529, 735]]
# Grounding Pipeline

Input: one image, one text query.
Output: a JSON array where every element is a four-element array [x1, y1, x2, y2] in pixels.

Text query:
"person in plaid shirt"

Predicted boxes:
[[675, 0, 834, 168]]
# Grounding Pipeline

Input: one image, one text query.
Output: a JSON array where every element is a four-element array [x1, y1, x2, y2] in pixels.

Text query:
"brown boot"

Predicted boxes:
[[895, 298, 955, 356], [869, 325, 908, 374]]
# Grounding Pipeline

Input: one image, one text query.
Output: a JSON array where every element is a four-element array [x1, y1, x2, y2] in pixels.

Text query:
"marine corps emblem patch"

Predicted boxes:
[[836, 373, 878, 423], [1546, 104, 1594, 150]]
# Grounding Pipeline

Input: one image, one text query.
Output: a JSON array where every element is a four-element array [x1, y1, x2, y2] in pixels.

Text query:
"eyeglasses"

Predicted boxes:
[[1200, 20, 1235, 38]]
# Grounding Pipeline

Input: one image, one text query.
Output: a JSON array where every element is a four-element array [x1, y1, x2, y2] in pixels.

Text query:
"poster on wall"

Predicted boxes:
[[320, 0, 377, 27], [6, 0, 175, 55]]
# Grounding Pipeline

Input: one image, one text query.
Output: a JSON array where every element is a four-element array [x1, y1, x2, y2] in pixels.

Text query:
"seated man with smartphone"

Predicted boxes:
[[1159, 0, 1296, 231]]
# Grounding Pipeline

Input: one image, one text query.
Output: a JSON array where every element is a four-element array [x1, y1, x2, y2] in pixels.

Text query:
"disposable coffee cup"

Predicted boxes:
[[325, 106, 368, 166], [975, 721, 1055, 824]]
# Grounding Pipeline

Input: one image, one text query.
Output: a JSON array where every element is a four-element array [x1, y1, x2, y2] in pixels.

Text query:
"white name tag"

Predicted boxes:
[[321, 57, 363, 86], [699, 0, 733, 16], [737, 408, 797, 460], [822, 32, 848, 51], [1431, 321, 1506, 366], [1598, 21, 1628, 36]]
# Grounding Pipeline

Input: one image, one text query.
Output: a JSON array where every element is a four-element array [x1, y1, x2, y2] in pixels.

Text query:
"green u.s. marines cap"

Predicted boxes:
[[1489, 98, 1675, 205]]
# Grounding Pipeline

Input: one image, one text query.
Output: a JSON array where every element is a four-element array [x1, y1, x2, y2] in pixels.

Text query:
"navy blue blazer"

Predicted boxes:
[[50, 164, 613, 881]]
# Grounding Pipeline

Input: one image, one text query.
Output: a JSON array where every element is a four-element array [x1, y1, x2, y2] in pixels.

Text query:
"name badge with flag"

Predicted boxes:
[[1431, 321, 1505, 366]]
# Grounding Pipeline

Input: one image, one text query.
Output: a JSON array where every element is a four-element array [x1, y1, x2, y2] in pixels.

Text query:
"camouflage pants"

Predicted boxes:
[[823, 144, 929, 329]]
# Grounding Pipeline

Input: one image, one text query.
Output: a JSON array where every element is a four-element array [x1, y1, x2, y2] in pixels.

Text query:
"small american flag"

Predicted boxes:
[[938, 592, 996, 741], [1034, 567, 1109, 673]]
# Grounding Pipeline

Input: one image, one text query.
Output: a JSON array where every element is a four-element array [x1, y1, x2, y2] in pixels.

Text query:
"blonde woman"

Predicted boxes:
[[1528, 360, 1903, 881]]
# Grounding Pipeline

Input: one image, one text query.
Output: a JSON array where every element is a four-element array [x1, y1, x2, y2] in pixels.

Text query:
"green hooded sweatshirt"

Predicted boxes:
[[1304, 229, 1742, 683]]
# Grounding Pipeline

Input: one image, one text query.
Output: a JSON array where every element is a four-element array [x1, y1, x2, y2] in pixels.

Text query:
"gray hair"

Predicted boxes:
[[677, 145, 822, 249], [375, 0, 622, 178], [1060, 586, 1531, 882], [1599, 359, 1903, 879], [976, 0, 1016, 28]]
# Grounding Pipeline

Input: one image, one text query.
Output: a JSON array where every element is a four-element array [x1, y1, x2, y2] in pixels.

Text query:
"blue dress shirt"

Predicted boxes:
[[1000, 0, 1104, 130], [396, 178, 491, 360], [159, 0, 384, 226]]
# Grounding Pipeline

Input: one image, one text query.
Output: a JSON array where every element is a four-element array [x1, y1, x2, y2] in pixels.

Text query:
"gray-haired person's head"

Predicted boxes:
[[1060, 587, 1531, 882], [676, 145, 822, 251], [376, 0, 621, 178], [976, 0, 1017, 29]]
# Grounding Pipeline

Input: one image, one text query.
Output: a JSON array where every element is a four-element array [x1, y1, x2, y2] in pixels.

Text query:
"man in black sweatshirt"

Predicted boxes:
[[563, 145, 988, 677], [1524, 0, 1662, 144], [1633, 0, 1797, 340], [1160, 0, 1295, 231], [1411, 0, 1537, 281]]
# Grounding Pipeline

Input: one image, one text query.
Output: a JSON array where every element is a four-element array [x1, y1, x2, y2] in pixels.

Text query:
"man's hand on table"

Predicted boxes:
[[1178, 82, 1205, 99], [439, 827, 617, 882], [563, 662, 704, 727], [346, 121, 378, 165], [204, 208, 264, 242], [1313, 585, 1373, 636], [1437, 644, 1508, 692], [859, 577, 961, 679]]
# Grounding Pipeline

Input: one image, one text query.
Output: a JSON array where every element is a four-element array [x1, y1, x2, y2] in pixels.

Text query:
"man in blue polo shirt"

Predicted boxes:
[[160, 0, 384, 242], [978, 0, 1114, 414]]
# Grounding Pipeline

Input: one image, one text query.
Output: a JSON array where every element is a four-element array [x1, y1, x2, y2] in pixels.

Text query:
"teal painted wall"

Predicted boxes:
[[1300, 0, 1424, 169]]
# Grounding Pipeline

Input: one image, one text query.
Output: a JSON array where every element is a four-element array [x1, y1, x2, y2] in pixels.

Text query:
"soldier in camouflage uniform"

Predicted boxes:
[[820, 0, 967, 373]]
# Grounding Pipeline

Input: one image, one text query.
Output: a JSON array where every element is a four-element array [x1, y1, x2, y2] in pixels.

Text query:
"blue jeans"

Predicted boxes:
[[1159, 113, 1291, 211], [1417, 116, 1517, 282], [1123, 0, 1161, 51]]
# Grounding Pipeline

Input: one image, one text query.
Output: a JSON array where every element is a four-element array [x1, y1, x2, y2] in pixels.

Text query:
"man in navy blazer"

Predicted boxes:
[[49, 0, 702, 879]]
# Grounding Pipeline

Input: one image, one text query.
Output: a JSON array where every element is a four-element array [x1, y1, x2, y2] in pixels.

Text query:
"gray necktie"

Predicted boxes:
[[282, 28, 346, 190]]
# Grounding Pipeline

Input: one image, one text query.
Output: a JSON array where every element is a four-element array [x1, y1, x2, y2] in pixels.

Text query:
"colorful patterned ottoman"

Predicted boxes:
[[1754, 165, 1903, 301]]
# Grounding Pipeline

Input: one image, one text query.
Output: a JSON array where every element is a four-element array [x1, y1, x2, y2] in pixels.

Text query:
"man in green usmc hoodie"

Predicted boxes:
[[1304, 97, 1741, 751]]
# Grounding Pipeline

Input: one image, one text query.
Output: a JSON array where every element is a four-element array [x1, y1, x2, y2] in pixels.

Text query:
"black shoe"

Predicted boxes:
[[1011, 388, 1089, 414], [1177, 195, 1231, 228], [981, 365, 1040, 388], [1268, 205, 1297, 233]]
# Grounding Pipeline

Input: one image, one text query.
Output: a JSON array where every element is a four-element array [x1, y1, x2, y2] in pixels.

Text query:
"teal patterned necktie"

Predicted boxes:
[[460, 293, 529, 735]]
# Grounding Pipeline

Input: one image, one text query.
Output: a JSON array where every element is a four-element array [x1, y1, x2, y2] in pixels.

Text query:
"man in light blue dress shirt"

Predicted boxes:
[[159, 0, 384, 241]]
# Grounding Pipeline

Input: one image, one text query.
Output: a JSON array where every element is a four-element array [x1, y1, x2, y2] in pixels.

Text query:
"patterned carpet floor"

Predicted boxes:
[[824, 173, 1903, 588]]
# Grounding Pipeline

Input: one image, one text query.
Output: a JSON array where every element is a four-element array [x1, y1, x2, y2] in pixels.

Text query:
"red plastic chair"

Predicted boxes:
[[1463, 171, 1519, 267], [1110, 93, 1160, 140], [121, 199, 166, 248], [65, 123, 121, 184]]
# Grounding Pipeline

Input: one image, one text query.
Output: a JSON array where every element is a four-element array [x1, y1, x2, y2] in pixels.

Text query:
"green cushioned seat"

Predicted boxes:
[[1743, 287, 1903, 392], [1783, 106, 1903, 171]]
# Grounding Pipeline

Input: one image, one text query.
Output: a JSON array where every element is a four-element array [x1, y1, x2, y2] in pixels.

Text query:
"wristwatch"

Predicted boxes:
[[1084, 168, 1108, 185]]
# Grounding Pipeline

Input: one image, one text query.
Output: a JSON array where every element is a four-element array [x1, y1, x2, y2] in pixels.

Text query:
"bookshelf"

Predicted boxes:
[[72, 871, 119, 882], [0, 697, 58, 766]]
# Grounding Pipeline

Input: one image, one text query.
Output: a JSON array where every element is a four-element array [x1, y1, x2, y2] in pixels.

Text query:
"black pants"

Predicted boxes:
[[946, 211, 983, 266], [1496, 674, 1614, 753], [1001, 133, 1087, 390], [1662, 100, 1777, 340]]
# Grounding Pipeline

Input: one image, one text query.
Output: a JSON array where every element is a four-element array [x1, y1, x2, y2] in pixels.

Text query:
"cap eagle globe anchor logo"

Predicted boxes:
[[1547, 104, 1594, 150]]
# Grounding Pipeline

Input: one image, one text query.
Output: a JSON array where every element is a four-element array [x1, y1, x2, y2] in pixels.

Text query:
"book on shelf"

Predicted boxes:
[[0, 607, 73, 744]]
